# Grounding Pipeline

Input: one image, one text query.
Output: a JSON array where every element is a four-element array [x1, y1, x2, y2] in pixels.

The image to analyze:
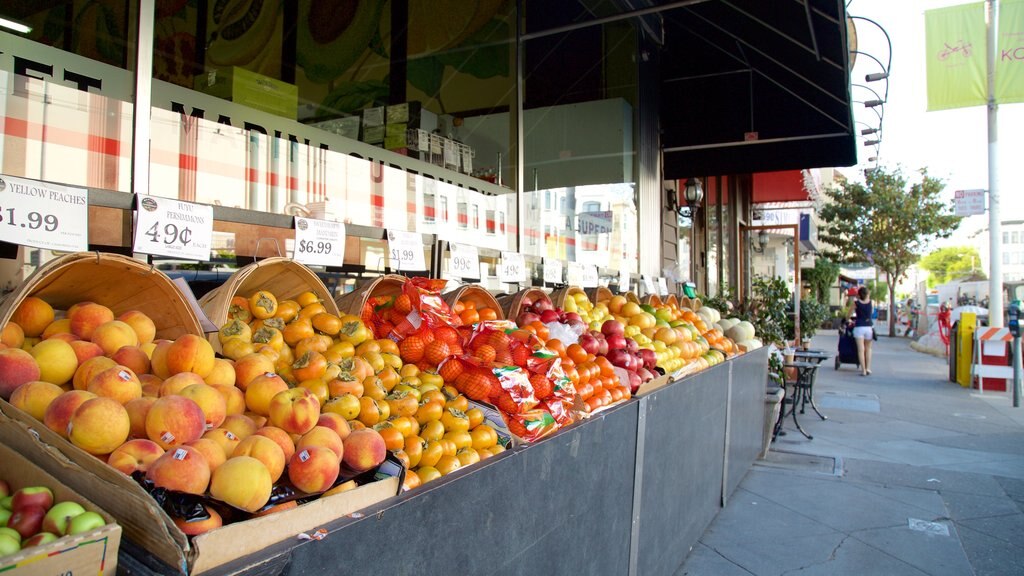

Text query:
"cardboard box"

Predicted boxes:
[[0, 441, 121, 576], [361, 124, 385, 145], [384, 123, 409, 149], [362, 106, 385, 127], [0, 401, 401, 574], [194, 68, 298, 120], [311, 115, 362, 141]]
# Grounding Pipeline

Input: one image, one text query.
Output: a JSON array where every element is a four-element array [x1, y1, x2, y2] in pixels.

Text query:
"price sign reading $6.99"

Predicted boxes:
[[293, 217, 346, 267], [387, 229, 427, 271], [0, 174, 88, 252], [499, 251, 527, 284], [134, 196, 213, 261], [448, 243, 480, 278]]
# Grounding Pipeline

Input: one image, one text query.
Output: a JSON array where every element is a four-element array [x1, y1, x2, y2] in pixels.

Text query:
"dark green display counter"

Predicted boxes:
[[120, 347, 769, 576]]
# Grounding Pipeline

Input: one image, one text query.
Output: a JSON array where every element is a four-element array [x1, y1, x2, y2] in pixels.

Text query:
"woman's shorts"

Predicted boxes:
[[853, 326, 873, 340]]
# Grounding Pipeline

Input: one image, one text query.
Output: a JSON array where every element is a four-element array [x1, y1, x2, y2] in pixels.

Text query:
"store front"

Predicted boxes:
[[0, 2, 857, 574]]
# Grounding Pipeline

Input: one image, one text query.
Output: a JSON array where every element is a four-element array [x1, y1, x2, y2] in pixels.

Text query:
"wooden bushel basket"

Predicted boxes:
[[334, 274, 407, 317], [442, 284, 504, 320], [497, 287, 550, 320], [643, 294, 664, 307], [198, 257, 339, 353], [665, 294, 679, 308], [0, 252, 203, 340], [549, 286, 585, 309], [585, 286, 613, 304]]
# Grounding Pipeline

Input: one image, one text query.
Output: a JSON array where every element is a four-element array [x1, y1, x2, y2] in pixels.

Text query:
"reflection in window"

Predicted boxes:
[[423, 191, 436, 223], [472, 205, 480, 230], [457, 202, 468, 229], [486, 210, 496, 235]]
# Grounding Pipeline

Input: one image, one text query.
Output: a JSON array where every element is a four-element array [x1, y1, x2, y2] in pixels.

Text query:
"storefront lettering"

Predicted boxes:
[[2, 52, 103, 93], [1002, 46, 1024, 61]]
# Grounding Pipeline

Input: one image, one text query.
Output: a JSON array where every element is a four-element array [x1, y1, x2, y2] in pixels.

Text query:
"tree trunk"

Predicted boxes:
[[888, 278, 897, 337]]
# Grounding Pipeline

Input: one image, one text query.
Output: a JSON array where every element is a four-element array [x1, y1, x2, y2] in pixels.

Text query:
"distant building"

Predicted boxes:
[[976, 220, 1024, 282]]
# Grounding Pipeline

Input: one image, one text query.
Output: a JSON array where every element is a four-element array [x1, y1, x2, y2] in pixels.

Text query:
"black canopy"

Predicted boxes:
[[659, 0, 857, 177]]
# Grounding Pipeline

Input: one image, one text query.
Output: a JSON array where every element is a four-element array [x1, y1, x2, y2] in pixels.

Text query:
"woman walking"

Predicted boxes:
[[847, 286, 874, 376]]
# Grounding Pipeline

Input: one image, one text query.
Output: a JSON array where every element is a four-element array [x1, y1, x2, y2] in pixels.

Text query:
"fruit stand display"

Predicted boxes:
[[0, 250, 767, 575], [0, 253, 401, 574]]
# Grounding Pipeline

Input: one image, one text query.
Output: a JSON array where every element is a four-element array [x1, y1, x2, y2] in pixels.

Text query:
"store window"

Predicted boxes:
[[518, 8, 640, 274], [1, 1, 137, 193]]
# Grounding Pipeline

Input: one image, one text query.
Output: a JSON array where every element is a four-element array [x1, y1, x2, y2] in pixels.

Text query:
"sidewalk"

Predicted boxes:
[[679, 332, 1024, 576]]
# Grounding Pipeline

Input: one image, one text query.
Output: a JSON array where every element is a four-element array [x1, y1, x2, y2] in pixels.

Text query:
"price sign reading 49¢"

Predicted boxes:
[[448, 243, 480, 278], [134, 196, 213, 261], [499, 251, 527, 284], [0, 174, 88, 252], [294, 218, 346, 267], [387, 230, 427, 271]]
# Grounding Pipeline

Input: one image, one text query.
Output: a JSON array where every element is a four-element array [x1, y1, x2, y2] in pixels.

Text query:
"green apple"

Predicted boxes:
[[11, 486, 53, 511], [0, 508, 10, 526], [0, 527, 21, 544], [43, 501, 86, 535], [0, 533, 20, 556], [66, 511, 105, 535], [22, 532, 58, 548], [0, 495, 12, 510]]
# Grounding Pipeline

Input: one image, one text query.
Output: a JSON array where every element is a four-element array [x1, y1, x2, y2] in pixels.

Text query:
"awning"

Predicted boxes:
[[660, 0, 857, 177], [753, 170, 816, 203]]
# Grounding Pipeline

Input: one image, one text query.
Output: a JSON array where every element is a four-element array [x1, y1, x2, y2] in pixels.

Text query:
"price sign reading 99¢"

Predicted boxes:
[[619, 269, 631, 293], [387, 230, 426, 271], [657, 277, 669, 296], [293, 217, 346, 267], [499, 251, 527, 284], [0, 175, 88, 252], [642, 274, 657, 295], [448, 243, 480, 278], [134, 196, 213, 261], [566, 261, 584, 286]]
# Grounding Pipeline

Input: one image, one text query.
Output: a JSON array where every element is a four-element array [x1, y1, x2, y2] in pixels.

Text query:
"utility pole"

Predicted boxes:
[[986, 0, 1003, 326]]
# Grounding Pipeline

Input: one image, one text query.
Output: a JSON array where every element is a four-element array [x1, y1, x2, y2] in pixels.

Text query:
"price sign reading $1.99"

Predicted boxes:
[[293, 217, 346, 267], [499, 251, 527, 284], [0, 174, 89, 252], [387, 229, 427, 271], [448, 243, 480, 278], [134, 196, 213, 261]]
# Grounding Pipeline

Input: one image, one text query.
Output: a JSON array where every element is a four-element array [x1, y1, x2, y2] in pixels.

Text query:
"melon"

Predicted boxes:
[[726, 321, 756, 342]]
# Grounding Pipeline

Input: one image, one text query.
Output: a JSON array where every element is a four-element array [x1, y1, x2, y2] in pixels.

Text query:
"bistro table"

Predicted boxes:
[[777, 360, 821, 440]]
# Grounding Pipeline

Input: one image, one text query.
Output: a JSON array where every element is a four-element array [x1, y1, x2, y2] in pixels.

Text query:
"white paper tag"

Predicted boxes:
[[567, 262, 584, 286], [0, 174, 89, 252], [387, 229, 427, 271], [642, 274, 657, 295], [134, 196, 213, 261], [293, 217, 346, 267], [657, 277, 669, 296], [448, 243, 480, 278], [543, 259, 563, 285], [499, 251, 527, 283], [619, 269, 631, 293], [582, 265, 599, 288]]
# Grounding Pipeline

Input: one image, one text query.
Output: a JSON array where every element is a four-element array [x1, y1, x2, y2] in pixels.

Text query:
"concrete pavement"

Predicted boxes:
[[679, 332, 1024, 576]]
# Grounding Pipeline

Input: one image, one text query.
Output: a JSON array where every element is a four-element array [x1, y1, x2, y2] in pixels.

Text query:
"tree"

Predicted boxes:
[[803, 257, 840, 303], [920, 246, 986, 287], [818, 167, 961, 336]]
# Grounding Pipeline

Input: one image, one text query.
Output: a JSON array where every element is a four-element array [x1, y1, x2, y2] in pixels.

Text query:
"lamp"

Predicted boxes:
[[752, 229, 770, 253], [666, 177, 703, 218], [864, 139, 880, 147], [0, 17, 32, 34], [861, 127, 879, 136], [863, 99, 883, 108]]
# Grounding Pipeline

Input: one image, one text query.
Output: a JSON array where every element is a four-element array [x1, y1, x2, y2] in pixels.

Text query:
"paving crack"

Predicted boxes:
[[779, 534, 853, 575]]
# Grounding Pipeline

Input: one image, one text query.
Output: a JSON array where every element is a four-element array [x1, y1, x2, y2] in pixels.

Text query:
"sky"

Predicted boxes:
[[846, 0, 1024, 249]]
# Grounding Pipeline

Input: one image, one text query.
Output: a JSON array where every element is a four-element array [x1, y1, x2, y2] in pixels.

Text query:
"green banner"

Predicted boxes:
[[925, 3, 987, 111], [996, 0, 1024, 103]]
